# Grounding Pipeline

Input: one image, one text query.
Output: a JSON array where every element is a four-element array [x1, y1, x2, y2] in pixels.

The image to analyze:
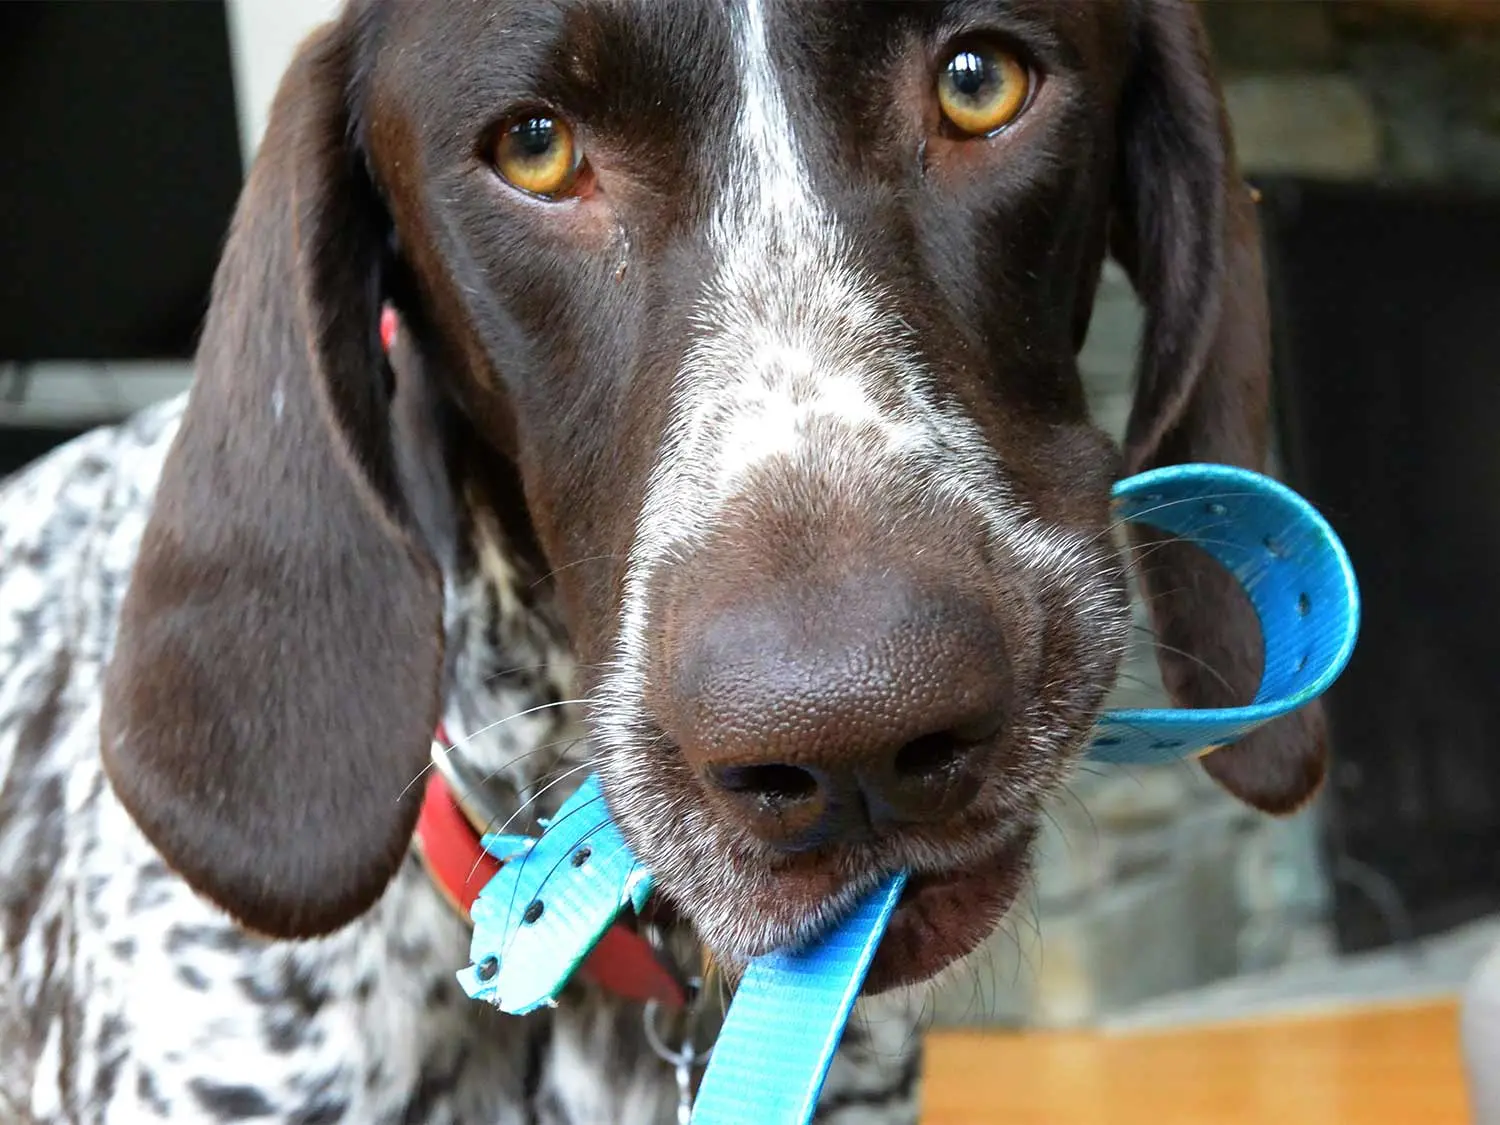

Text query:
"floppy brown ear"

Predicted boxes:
[[100, 15, 445, 937], [1110, 0, 1326, 814]]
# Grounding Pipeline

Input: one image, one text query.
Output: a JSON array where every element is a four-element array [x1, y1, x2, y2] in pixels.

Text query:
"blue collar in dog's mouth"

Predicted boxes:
[[453, 463, 1359, 1125]]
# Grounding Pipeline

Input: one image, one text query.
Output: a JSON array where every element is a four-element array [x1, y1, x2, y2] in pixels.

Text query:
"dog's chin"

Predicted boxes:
[[863, 829, 1034, 993]]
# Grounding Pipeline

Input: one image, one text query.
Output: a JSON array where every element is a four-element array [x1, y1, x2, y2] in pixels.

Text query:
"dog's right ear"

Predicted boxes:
[[102, 12, 446, 939], [1109, 0, 1327, 815]]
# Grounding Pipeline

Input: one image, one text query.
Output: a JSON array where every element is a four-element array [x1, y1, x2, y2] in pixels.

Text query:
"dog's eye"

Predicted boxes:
[[492, 115, 582, 198], [936, 45, 1029, 136]]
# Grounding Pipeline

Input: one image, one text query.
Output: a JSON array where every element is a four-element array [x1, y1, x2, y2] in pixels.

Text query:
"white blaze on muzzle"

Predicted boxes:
[[595, 0, 1110, 841]]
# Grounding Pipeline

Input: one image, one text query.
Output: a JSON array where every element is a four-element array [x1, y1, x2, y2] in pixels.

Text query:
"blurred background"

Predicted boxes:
[[2, 1, 1497, 1120], [0, 0, 339, 464]]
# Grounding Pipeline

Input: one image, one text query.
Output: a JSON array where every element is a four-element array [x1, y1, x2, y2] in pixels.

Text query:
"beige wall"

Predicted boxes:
[[225, 0, 345, 166]]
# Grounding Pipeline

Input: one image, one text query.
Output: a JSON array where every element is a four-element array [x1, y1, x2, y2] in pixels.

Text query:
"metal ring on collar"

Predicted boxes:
[[644, 976, 717, 1071]]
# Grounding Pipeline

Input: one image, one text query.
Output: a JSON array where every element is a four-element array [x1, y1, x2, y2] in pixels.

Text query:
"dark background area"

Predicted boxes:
[[0, 1, 241, 478], [1261, 177, 1500, 954], [0, 1, 241, 363]]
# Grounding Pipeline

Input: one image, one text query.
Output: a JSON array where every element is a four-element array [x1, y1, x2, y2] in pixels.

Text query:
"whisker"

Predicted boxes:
[[997, 918, 1031, 988], [1055, 784, 1101, 837], [914, 986, 935, 1043], [1111, 671, 1172, 698], [1069, 762, 1122, 784], [496, 816, 615, 938], [982, 934, 1001, 1020], [481, 760, 596, 842], [963, 949, 986, 1025], [529, 553, 625, 589], [1128, 583, 1193, 607], [479, 732, 591, 786], [1021, 916, 1041, 984], [481, 660, 612, 687], [1090, 490, 1260, 545], [477, 789, 607, 920], [1127, 628, 1238, 695], [716, 962, 732, 1015], [449, 733, 595, 816], [518, 753, 604, 814], [1119, 532, 1246, 576], [1039, 805, 1072, 856], [480, 661, 556, 685], [891, 986, 930, 1063], [853, 1006, 873, 1062], [396, 698, 592, 801], [497, 808, 628, 944]]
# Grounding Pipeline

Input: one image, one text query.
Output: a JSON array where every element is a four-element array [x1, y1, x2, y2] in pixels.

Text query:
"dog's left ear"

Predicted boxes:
[[1110, 0, 1326, 814], [100, 11, 447, 938]]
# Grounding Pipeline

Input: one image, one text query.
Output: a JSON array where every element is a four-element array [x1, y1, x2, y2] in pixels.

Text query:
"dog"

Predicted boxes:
[[0, 0, 1327, 1120]]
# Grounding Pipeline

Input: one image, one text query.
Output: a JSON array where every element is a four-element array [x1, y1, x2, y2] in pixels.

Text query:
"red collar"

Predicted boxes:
[[414, 732, 687, 1011]]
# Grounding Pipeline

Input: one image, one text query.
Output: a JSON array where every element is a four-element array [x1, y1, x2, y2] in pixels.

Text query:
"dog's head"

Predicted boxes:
[[101, 0, 1325, 988]]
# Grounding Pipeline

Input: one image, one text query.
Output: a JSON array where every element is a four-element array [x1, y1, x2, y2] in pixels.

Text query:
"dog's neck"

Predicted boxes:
[[435, 502, 591, 836], [386, 314, 597, 833], [428, 507, 710, 981]]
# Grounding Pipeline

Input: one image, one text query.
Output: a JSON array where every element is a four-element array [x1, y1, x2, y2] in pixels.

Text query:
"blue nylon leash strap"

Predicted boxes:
[[1093, 464, 1360, 765], [456, 464, 1361, 1125]]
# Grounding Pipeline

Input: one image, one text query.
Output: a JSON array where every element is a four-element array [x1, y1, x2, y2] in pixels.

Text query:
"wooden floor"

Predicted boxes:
[[922, 1000, 1471, 1124]]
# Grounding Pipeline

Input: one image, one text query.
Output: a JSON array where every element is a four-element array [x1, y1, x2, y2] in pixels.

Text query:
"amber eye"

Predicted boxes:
[[937, 46, 1030, 136], [492, 115, 581, 198]]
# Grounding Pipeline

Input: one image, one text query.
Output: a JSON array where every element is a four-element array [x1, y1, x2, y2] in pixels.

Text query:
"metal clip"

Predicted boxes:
[[644, 973, 719, 1124]]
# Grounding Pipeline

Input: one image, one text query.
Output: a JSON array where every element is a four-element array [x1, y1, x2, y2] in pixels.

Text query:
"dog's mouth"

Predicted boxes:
[[630, 822, 1036, 996], [466, 742, 1043, 999], [588, 728, 1064, 996]]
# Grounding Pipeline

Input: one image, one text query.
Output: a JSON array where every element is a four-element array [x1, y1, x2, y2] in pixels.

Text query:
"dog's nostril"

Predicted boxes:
[[892, 732, 968, 780], [712, 763, 819, 805]]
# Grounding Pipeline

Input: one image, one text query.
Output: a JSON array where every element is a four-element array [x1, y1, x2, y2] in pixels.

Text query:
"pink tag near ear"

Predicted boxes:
[[380, 306, 399, 354]]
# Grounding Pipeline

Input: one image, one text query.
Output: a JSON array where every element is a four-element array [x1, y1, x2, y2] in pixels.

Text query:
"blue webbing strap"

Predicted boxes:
[[690, 873, 907, 1122], [1092, 464, 1360, 764]]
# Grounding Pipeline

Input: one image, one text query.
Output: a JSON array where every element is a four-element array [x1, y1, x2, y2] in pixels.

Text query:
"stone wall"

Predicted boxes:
[[1209, 1, 1500, 190], [930, 1, 1500, 1029]]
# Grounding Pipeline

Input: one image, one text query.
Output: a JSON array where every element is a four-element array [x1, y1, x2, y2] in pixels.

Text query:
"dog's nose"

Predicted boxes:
[[661, 577, 1011, 852]]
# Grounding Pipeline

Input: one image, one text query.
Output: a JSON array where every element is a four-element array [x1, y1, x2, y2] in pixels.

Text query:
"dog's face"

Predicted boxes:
[[101, 0, 1327, 990]]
